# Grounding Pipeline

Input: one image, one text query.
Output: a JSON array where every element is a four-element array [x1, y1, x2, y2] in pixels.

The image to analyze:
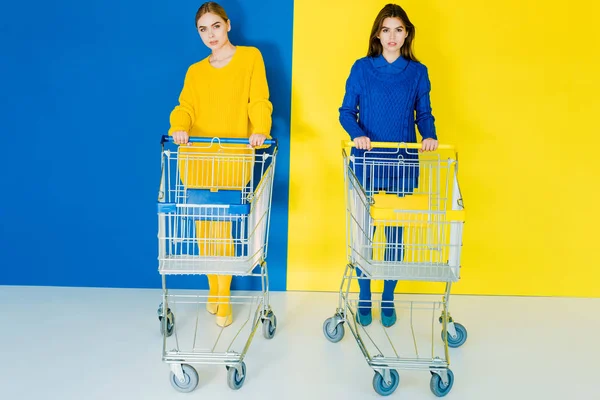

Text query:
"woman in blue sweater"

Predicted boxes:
[[339, 4, 439, 328]]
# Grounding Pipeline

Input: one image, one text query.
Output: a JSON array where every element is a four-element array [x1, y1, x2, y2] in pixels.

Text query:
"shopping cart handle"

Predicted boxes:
[[162, 135, 277, 146], [342, 140, 455, 151]]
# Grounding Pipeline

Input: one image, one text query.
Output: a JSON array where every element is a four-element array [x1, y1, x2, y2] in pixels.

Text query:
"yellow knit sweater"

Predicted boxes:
[[168, 46, 273, 138]]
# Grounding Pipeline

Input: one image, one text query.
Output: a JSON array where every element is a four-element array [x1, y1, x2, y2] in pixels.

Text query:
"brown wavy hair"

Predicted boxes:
[[367, 4, 418, 62]]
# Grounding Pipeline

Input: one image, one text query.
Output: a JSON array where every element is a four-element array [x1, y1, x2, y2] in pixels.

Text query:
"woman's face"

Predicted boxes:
[[378, 17, 409, 54], [197, 12, 230, 50]]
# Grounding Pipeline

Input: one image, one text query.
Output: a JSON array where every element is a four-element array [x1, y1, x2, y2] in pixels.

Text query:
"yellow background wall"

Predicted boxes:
[[288, 0, 600, 296]]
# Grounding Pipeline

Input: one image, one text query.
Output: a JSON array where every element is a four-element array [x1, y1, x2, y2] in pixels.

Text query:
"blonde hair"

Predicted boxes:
[[195, 2, 229, 27]]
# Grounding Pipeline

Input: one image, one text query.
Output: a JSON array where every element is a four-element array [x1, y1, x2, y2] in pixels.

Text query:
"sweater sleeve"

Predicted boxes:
[[415, 66, 437, 140], [248, 48, 273, 138], [168, 66, 196, 135], [339, 60, 367, 140]]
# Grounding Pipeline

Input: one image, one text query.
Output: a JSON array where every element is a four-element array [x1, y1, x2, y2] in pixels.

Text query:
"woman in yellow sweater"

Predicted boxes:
[[169, 1, 273, 327]]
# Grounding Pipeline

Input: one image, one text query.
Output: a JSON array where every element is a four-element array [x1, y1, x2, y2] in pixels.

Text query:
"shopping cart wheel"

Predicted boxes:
[[441, 322, 467, 348], [323, 317, 345, 343], [159, 310, 175, 337], [430, 369, 454, 397], [372, 369, 400, 396], [170, 364, 198, 393], [226, 361, 246, 390], [262, 312, 277, 339]]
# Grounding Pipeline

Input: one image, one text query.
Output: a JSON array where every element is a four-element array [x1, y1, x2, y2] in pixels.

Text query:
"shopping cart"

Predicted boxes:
[[157, 135, 278, 392], [323, 141, 467, 397]]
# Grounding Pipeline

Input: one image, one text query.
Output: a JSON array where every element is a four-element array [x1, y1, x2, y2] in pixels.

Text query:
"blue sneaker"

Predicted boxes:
[[381, 305, 397, 328], [356, 309, 372, 326]]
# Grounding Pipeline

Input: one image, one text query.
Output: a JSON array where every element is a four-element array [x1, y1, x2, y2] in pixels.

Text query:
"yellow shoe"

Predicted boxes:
[[216, 303, 233, 327], [206, 302, 218, 315], [206, 274, 219, 315], [206, 289, 219, 314]]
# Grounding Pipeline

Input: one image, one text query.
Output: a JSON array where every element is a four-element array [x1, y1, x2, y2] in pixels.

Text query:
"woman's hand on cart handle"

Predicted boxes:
[[248, 133, 267, 148], [342, 140, 454, 152], [172, 131, 190, 146], [420, 138, 438, 152], [354, 136, 372, 151]]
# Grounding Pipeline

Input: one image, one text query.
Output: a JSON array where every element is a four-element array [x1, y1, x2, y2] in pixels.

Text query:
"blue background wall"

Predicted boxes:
[[0, 0, 293, 290]]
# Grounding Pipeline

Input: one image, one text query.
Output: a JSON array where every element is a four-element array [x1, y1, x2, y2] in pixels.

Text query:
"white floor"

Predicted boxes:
[[0, 286, 598, 400]]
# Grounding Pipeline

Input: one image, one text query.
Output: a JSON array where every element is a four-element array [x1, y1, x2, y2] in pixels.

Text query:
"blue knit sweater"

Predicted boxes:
[[339, 55, 437, 143], [340, 55, 437, 193]]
